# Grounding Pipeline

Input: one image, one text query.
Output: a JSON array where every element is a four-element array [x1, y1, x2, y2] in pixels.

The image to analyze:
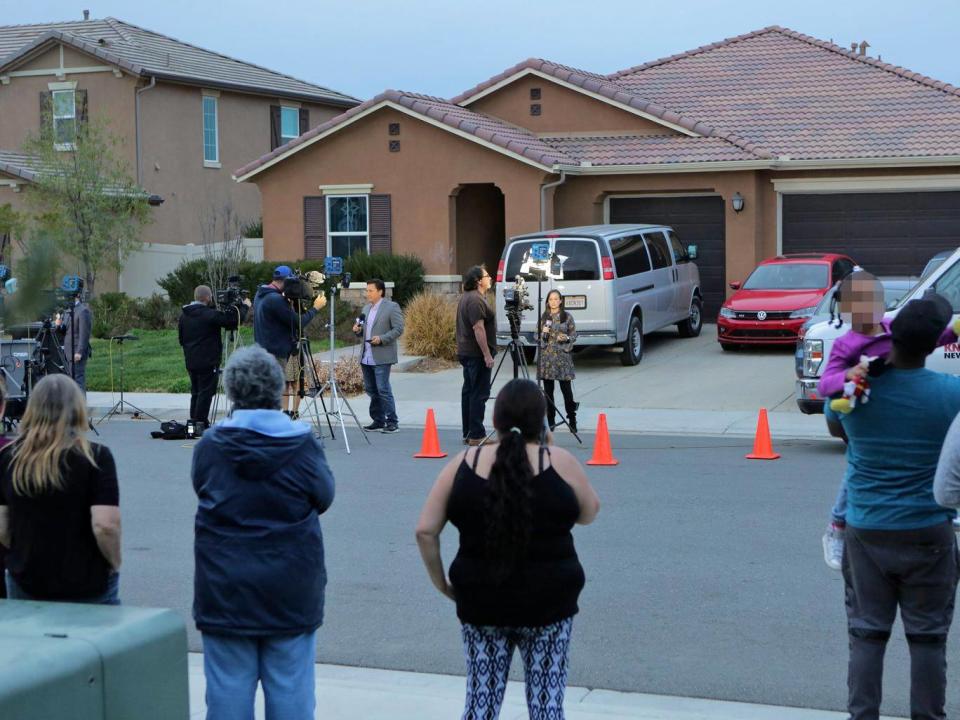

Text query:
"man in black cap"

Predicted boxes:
[[826, 291, 960, 720]]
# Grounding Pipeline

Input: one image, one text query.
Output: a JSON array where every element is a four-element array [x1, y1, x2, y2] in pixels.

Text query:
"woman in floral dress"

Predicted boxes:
[[538, 290, 578, 433]]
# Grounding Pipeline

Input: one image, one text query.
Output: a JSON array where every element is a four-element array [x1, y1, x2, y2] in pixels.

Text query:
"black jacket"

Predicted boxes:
[[178, 302, 247, 371], [253, 284, 317, 359]]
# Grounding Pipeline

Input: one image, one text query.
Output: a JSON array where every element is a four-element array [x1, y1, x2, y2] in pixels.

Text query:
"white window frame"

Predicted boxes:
[[326, 194, 369, 258], [202, 94, 220, 167], [280, 106, 300, 145], [52, 88, 76, 151]]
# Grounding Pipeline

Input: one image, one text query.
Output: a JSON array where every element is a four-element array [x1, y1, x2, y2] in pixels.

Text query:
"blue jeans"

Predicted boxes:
[[459, 355, 491, 440], [361, 362, 397, 425], [202, 631, 316, 720], [832, 478, 848, 525], [6, 570, 120, 605]]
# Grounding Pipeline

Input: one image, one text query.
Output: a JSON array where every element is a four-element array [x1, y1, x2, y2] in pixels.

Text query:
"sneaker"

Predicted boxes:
[[381, 424, 399, 434], [822, 525, 844, 571], [364, 422, 385, 431]]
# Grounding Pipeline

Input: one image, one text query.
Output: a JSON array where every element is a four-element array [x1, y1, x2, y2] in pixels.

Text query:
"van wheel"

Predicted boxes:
[[678, 297, 703, 338], [620, 315, 643, 366]]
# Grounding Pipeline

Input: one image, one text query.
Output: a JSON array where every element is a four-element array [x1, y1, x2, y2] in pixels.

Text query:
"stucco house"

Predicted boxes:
[[236, 26, 960, 316], [0, 15, 357, 291]]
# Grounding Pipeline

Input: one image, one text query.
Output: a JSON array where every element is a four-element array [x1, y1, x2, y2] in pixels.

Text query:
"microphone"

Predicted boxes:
[[354, 312, 366, 337]]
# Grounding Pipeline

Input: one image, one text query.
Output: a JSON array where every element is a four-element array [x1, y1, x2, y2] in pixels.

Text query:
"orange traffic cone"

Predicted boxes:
[[746, 408, 780, 460], [414, 408, 447, 459], [586, 413, 619, 466]]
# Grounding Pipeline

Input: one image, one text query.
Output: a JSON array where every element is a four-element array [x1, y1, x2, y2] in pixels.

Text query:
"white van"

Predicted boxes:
[[494, 224, 702, 365]]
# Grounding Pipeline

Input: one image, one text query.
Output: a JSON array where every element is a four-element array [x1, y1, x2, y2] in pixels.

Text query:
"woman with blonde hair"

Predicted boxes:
[[0, 374, 121, 604]]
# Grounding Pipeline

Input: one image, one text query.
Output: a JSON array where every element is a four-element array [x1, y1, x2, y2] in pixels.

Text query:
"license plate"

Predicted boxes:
[[564, 295, 587, 309]]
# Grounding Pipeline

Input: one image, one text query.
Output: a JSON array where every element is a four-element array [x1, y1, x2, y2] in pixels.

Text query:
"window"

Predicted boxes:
[[643, 231, 672, 270], [327, 195, 368, 258], [202, 95, 219, 164], [609, 234, 651, 277], [280, 106, 300, 145], [554, 240, 600, 281], [667, 230, 689, 264], [832, 259, 855, 281], [505, 241, 536, 280], [52, 89, 76, 149]]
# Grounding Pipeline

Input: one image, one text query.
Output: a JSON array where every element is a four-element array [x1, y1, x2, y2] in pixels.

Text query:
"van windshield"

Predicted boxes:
[[743, 263, 828, 290]]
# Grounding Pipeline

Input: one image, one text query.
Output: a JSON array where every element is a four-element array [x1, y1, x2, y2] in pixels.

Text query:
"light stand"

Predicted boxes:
[[97, 335, 159, 424]]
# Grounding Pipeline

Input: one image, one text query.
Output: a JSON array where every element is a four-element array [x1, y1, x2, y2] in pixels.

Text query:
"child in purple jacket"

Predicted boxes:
[[819, 271, 958, 570]]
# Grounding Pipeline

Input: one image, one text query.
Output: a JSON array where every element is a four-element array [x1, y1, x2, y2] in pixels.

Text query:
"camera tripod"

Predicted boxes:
[[290, 331, 334, 440], [209, 305, 246, 426]]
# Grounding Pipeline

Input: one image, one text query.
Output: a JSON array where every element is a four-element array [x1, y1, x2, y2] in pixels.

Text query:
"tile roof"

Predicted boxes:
[[608, 26, 960, 160], [235, 89, 579, 179], [451, 57, 773, 159], [0, 150, 43, 183], [542, 135, 764, 166], [0, 18, 357, 106]]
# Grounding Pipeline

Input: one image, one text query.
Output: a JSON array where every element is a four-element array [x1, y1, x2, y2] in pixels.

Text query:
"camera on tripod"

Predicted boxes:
[[503, 276, 533, 339], [282, 269, 329, 310], [216, 275, 249, 308]]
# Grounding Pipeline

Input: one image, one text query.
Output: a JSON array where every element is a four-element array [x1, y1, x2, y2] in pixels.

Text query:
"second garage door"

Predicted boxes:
[[782, 191, 960, 276], [608, 195, 725, 317]]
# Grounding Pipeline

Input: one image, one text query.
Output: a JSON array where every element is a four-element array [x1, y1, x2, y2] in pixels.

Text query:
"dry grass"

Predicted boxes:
[[309, 355, 365, 396], [404, 292, 459, 361]]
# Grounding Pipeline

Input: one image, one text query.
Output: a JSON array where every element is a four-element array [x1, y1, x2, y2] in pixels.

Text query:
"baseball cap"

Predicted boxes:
[[272, 265, 293, 280], [891, 291, 953, 355]]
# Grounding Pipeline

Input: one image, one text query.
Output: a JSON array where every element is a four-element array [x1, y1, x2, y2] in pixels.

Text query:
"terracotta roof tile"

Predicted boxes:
[[542, 135, 763, 166], [0, 150, 43, 183]]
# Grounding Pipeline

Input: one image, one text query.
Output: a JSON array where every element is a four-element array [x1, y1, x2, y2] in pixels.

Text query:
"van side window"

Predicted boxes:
[[667, 230, 689, 264], [934, 260, 960, 313], [554, 240, 600, 280], [609, 234, 651, 277], [504, 241, 535, 280], [643, 231, 672, 270]]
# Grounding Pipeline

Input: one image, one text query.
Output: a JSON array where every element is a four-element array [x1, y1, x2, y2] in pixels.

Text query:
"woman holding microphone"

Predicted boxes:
[[538, 289, 578, 433]]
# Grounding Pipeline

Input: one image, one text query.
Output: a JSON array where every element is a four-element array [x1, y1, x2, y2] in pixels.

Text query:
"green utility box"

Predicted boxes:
[[0, 600, 189, 720]]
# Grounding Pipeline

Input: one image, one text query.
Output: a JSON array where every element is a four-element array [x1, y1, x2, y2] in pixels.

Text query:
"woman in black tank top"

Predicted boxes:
[[416, 379, 600, 720]]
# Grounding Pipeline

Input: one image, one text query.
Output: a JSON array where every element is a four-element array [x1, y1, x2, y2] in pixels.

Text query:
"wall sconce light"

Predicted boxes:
[[731, 192, 745, 213]]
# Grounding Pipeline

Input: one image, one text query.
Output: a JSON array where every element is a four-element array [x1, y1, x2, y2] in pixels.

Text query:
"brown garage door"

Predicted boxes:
[[782, 192, 960, 275], [608, 195, 725, 317]]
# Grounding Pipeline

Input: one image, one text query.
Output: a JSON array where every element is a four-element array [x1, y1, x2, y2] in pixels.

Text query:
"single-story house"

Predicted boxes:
[[235, 26, 960, 315]]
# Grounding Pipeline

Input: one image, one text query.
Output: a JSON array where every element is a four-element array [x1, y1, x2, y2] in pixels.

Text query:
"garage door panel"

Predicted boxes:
[[783, 191, 960, 276], [608, 196, 725, 318]]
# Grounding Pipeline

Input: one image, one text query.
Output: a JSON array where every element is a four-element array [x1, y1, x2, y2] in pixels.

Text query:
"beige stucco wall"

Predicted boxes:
[[250, 106, 548, 274], [467, 75, 679, 136]]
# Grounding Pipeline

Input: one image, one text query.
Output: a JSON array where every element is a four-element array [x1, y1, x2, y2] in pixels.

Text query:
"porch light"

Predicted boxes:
[[731, 192, 745, 213]]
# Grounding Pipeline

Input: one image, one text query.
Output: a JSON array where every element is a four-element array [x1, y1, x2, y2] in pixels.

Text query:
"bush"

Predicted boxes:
[[403, 292, 458, 361], [137, 293, 178, 330], [157, 258, 208, 306], [91, 292, 138, 339], [307, 355, 364, 395], [345, 252, 425, 306]]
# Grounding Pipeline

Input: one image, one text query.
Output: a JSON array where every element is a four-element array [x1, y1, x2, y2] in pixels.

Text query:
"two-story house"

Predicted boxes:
[[0, 14, 358, 292]]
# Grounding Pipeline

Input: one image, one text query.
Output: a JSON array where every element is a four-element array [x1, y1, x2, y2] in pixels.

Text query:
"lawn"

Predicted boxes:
[[86, 328, 344, 392]]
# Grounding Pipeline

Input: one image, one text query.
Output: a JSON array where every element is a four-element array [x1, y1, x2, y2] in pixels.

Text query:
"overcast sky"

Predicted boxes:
[[10, 1, 956, 100]]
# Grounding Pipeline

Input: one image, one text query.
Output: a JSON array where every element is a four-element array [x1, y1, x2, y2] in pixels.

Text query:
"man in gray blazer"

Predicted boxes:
[[55, 280, 93, 392], [352, 278, 404, 433]]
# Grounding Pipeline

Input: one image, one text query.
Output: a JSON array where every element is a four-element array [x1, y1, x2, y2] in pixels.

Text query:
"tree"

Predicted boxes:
[[0, 203, 25, 261], [21, 115, 151, 295], [198, 198, 248, 296]]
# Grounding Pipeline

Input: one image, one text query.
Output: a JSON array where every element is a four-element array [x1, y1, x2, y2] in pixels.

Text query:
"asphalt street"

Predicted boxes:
[[101, 419, 950, 718]]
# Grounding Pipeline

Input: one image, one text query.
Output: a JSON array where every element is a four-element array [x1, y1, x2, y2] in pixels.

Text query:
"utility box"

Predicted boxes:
[[0, 600, 189, 720]]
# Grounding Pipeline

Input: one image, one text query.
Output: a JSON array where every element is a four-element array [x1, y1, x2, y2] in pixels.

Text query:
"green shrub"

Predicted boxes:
[[241, 219, 263, 238], [91, 292, 138, 339], [403, 291, 458, 361], [137, 293, 178, 330], [157, 258, 208, 306], [345, 252, 425, 306]]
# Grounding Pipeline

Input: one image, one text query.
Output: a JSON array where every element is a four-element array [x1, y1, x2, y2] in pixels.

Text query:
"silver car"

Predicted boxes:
[[495, 224, 702, 365]]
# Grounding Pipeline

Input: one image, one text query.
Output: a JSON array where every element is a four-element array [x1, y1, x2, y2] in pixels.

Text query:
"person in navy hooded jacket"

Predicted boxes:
[[192, 345, 335, 720]]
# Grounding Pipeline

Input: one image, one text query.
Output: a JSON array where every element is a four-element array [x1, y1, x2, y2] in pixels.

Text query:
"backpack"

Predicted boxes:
[[150, 420, 188, 440]]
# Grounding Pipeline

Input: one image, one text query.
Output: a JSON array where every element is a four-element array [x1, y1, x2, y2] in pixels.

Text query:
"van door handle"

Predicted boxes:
[[631, 285, 654, 294]]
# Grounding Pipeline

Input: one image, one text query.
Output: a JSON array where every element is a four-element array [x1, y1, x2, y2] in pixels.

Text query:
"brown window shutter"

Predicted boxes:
[[299, 108, 309, 135], [75, 89, 88, 126], [270, 105, 281, 150], [304, 196, 326, 259], [39, 91, 52, 131], [369, 194, 392, 254]]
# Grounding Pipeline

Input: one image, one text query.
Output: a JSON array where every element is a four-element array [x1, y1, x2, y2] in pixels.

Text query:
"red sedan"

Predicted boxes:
[[717, 253, 856, 350]]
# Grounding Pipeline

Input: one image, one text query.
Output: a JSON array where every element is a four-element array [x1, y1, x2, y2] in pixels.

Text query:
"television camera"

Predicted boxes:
[[216, 275, 250, 308]]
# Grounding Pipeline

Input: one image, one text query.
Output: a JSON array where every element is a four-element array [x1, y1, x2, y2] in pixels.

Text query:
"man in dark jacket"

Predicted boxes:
[[178, 285, 250, 427], [192, 345, 334, 719], [54, 280, 93, 392]]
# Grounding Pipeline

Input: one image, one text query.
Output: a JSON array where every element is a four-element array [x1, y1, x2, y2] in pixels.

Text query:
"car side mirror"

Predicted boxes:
[[687, 244, 698, 260], [729, 281, 742, 291]]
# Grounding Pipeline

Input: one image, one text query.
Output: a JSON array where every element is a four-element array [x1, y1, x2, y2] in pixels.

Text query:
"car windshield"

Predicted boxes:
[[743, 263, 828, 290]]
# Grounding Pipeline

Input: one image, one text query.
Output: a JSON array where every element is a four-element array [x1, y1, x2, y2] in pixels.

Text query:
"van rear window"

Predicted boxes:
[[504, 241, 535, 281], [555, 240, 599, 280]]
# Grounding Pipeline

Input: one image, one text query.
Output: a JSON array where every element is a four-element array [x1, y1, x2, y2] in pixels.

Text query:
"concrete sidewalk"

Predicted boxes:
[[186, 655, 898, 719]]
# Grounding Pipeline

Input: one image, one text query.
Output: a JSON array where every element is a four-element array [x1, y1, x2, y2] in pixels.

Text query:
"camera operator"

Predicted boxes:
[[178, 285, 251, 428], [352, 278, 404, 433], [253, 266, 326, 417], [54, 279, 92, 392], [456, 265, 496, 446]]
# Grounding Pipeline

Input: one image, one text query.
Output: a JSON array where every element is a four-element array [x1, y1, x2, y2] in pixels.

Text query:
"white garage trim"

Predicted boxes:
[[773, 175, 960, 194], [603, 192, 721, 222]]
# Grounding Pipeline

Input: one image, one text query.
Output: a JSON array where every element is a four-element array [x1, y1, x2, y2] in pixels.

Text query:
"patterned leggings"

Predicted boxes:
[[461, 616, 573, 720]]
